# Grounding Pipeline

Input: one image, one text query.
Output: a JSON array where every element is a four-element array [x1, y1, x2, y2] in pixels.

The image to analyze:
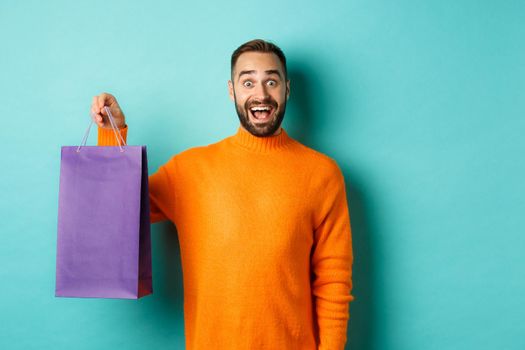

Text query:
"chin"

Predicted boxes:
[[248, 119, 282, 137]]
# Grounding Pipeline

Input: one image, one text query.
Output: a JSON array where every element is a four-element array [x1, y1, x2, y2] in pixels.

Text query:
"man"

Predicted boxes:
[[91, 39, 354, 350]]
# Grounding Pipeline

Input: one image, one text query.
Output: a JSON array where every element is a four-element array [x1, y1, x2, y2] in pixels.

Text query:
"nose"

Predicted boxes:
[[253, 82, 270, 100]]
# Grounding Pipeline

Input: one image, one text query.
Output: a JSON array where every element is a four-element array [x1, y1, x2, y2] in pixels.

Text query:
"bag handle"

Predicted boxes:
[[76, 106, 127, 153]]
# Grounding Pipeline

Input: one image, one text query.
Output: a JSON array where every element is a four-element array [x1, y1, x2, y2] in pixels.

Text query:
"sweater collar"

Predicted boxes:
[[230, 125, 293, 153]]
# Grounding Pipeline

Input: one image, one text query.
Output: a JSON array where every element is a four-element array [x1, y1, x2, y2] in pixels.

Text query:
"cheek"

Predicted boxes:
[[273, 91, 287, 105], [234, 90, 247, 102], [237, 98, 249, 110], [239, 96, 249, 107]]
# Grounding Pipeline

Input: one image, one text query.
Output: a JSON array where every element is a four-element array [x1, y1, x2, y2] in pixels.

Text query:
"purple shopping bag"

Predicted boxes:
[[55, 114, 152, 299]]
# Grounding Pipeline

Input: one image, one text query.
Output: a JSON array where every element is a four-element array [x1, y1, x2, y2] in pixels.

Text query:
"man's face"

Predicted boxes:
[[228, 52, 290, 137]]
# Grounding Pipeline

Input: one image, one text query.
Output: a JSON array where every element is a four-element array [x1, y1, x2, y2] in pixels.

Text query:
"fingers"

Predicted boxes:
[[99, 93, 115, 111], [91, 93, 117, 128], [90, 92, 125, 129], [91, 96, 105, 127], [91, 93, 114, 112], [91, 111, 104, 128]]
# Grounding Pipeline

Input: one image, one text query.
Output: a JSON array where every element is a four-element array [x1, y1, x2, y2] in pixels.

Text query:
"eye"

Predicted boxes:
[[267, 80, 277, 87], [243, 81, 253, 88]]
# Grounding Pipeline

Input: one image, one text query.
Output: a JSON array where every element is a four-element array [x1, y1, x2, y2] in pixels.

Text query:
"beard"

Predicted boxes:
[[233, 93, 286, 137]]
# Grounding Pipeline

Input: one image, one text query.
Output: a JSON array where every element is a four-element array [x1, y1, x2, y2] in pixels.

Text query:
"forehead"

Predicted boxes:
[[233, 52, 284, 77]]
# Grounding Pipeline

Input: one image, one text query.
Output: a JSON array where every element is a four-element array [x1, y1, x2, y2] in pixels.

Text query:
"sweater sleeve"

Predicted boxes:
[[147, 161, 177, 224], [97, 125, 128, 146], [97, 126, 176, 224], [310, 159, 354, 350]]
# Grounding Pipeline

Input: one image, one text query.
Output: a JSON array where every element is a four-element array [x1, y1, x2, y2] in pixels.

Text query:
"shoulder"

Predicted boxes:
[[166, 137, 226, 167], [291, 139, 343, 177], [291, 142, 346, 192]]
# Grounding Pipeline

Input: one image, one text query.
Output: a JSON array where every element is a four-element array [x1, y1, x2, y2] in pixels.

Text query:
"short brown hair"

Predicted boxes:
[[231, 39, 288, 81]]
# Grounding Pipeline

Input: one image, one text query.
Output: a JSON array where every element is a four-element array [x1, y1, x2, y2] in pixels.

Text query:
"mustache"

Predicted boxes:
[[245, 98, 278, 109]]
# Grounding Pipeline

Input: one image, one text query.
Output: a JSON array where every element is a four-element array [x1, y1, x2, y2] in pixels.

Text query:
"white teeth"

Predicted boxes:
[[250, 106, 271, 111]]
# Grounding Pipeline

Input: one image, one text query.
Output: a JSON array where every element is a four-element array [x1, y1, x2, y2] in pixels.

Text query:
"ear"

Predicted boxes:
[[286, 80, 290, 100], [228, 80, 235, 102]]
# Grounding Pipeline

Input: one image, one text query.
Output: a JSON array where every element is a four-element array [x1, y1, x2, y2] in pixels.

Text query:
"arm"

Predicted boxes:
[[97, 126, 177, 225], [310, 160, 355, 350]]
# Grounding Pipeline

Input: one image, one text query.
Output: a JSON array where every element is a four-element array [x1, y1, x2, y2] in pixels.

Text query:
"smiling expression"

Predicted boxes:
[[228, 52, 290, 137]]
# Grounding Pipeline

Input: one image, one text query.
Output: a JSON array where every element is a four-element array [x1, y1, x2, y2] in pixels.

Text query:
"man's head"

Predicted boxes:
[[228, 39, 290, 137]]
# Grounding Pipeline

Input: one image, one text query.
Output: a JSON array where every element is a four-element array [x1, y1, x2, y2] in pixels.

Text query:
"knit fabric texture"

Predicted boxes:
[[98, 124, 354, 350]]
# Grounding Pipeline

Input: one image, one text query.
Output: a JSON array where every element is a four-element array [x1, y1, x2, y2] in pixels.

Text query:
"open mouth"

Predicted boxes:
[[249, 105, 275, 123]]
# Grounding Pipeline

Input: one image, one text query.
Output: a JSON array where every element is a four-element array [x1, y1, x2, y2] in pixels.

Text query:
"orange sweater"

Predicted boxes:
[[99, 125, 354, 350]]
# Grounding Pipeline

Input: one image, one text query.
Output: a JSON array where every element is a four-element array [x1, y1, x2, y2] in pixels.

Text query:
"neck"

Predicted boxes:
[[230, 124, 291, 153]]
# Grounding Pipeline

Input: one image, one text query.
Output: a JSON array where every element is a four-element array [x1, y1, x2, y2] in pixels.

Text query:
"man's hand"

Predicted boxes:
[[90, 93, 126, 129]]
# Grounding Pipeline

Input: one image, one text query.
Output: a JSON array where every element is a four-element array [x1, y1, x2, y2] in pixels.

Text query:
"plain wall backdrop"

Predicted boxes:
[[1, 1, 523, 349]]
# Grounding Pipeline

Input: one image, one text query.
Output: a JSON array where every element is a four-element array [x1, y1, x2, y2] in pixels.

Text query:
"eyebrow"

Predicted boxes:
[[237, 69, 282, 81]]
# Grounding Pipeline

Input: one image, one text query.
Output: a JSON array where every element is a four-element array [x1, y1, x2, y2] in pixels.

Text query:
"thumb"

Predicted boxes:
[[97, 93, 116, 111]]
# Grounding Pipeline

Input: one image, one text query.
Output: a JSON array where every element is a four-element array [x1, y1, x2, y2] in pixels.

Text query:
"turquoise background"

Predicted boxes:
[[1, 0, 523, 349]]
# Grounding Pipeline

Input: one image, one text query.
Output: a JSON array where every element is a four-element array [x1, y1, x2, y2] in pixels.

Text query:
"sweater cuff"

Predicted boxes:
[[97, 125, 128, 146]]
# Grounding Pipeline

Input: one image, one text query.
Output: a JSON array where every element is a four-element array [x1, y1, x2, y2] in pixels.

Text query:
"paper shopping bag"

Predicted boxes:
[[55, 141, 152, 299]]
